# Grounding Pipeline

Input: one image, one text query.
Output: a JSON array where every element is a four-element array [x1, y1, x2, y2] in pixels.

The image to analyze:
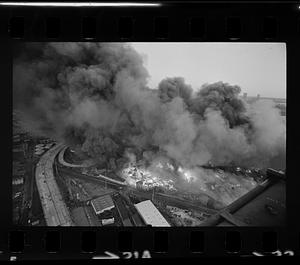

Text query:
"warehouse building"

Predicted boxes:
[[134, 200, 170, 227], [91, 195, 115, 215]]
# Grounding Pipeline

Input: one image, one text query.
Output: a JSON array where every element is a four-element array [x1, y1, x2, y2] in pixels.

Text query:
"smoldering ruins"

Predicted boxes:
[[13, 43, 286, 226]]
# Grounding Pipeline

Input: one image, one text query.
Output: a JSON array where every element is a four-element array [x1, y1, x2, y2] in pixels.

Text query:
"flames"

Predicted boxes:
[[120, 155, 198, 193], [119, 154, 260, 208], [121, 161, 176, 191], [178, 166, 196, 183], [156, 161, 175, 171]]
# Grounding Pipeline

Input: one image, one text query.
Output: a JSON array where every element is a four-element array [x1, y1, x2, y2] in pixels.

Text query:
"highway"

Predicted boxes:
[[57, 165, 124, 189], [19, 142, 37, 225], [58, 146, 96, 168], [35, 143, 73, 226], [57, 146, 125, 186]]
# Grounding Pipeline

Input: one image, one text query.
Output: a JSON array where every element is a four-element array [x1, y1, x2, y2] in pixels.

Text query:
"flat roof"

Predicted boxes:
[[91, 195, 115, 214], [135, 200, 170, 227]]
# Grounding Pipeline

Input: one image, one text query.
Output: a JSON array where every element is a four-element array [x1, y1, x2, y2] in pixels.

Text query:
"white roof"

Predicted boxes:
[[134, 200, 170, 227]]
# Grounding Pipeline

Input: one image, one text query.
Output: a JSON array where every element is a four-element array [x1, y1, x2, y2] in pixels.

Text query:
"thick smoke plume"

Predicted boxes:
[[13, 42, 286, 169]]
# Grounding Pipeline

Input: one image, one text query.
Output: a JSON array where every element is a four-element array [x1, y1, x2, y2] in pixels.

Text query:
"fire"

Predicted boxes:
[[167, 163, 174, 171], [156, 161, 174, 171], [156, 162, 163, 169], [121, 163, 176, 191], [178, 167, 196, 183]]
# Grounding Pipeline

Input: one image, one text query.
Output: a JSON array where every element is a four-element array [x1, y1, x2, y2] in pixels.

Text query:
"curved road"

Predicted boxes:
[[58, 146, 96, 168], [35, 143, 73, 226], [58, 146, 125, 186]]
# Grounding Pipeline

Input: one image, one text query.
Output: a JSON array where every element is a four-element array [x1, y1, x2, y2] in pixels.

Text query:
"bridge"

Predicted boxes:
[[35, 144, 73, 226]]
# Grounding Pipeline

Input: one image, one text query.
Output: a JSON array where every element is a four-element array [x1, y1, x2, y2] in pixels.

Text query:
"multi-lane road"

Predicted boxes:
[[35, 144, 73, 226], [58, 146, 95, 168], [18, 141, 38, 225]]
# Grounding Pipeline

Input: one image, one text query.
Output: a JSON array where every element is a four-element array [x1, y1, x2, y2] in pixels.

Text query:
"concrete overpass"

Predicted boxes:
[[35, 143, 73, 226], [58, 146, 125, 186], [58, 146, 95, 168]]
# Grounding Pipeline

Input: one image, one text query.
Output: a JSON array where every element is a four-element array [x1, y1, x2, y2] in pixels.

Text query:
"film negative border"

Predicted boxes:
[[0, 0, 299, 261], [0, 2, 299, 41], [1, 228, 297, 260]]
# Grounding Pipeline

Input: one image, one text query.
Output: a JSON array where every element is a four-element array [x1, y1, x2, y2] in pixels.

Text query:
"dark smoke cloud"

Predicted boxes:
[[13, 42, 286, 169], [158, 77, 193, 105]]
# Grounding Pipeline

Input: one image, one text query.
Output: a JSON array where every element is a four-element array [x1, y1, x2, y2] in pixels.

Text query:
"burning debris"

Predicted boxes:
[[121, 162, 177, 191], [13, 42, 286, 201], [118, 155, 258, 206], [178, 167, 197, 183]]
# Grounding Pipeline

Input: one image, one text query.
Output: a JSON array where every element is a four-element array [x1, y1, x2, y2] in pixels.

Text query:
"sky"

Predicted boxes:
[[130, 42, 286, 99]]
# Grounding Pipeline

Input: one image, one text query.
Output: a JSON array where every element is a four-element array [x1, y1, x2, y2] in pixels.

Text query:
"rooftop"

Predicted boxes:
[[91, 195, 115, 214], [135, 200, 170, 227]]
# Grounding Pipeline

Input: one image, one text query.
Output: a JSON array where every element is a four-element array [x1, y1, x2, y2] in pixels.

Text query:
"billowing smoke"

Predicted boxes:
[[13, 42, 286, 169]]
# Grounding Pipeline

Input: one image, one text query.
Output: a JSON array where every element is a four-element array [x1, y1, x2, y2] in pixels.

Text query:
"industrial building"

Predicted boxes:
[[134, 200, 170, 227], [91, 194, 115, 215], [200, 168, 286, 226]]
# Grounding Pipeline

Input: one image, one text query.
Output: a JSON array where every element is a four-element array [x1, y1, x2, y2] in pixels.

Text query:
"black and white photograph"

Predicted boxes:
[[12, 42, 286, 227]]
